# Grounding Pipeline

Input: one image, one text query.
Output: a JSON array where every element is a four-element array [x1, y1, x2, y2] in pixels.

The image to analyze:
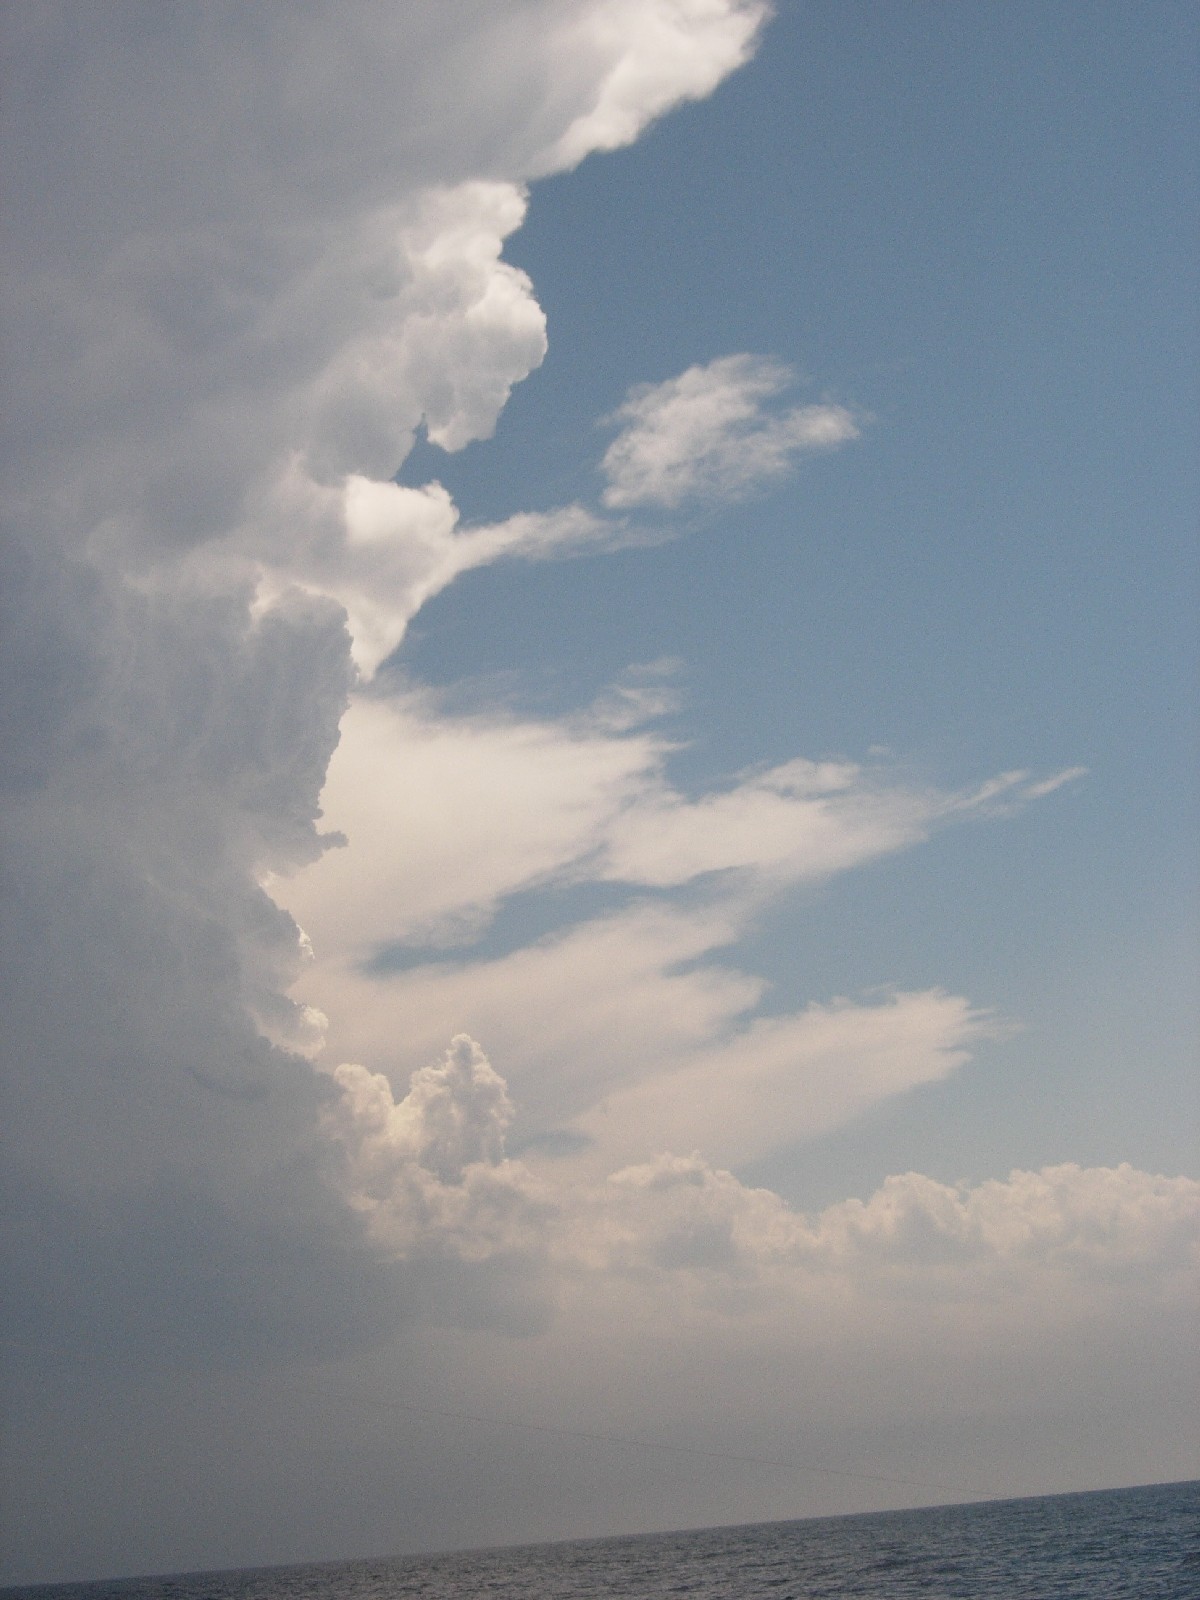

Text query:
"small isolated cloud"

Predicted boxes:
[[600, 354, 860, 509]]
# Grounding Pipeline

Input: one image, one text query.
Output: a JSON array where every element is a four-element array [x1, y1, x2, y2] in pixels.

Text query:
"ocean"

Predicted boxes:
[[6, 1480, 1197, 1599]]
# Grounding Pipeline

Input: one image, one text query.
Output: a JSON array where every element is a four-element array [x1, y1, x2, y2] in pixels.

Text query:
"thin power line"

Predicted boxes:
[[275, 1382, 997, 1503]]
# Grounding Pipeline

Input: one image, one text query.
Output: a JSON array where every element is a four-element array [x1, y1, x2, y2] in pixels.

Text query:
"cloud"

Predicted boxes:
[[5, 10, 1182, 1584], [251, 467, 606, 675], [596, 756, 932, 887], [271, 692, 668, 954], [5, 6, 768, 559], [576, 987, 993, 1168], [278, 686, 1074, 961], [294, 181, 551, 480], [3, 12, 1197, 1585], [2, 1, 772, 570], [318, 1029, 1200, 1300], [0, 0, 772, 1391], [592, 757, 1084, 891], [600, 354, 860, 509], [533, 0, 772, 174], [272, 684, 1077, 1169], [0, 0, 1090, 1431], [297, 895, 992, 1171], [1021, 765, 1089, 800], [326, 1036, 549, 1263], [598, 1153, 1200, 1287], [316, 1021, 1199, 1309]]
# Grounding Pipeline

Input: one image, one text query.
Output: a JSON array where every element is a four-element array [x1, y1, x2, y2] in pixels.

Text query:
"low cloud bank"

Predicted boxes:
[[325, 1036, 1199, 1311]]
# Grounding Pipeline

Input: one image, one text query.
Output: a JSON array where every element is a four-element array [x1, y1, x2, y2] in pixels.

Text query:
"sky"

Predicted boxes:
[[1, 0, 1197, 1585]]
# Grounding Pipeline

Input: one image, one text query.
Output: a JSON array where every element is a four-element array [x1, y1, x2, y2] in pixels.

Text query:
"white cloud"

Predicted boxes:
[[279, 688, 1074, 960], [596, 756, 932, 887], [273, 693, 668, 954], [326, 1036, 549, 1263], [319, 1029, 1200, 1299], [295, 896, 991, 1171], [576, 987, 993, 1168], [0, 0, 773, 1389], [6, 6, 771, 615], [601, 354, 860, 509], [250, 466, 606, 675], [534, 0, 772, 174], [296, 182, 550, 480], [5, 9, 1178, 1580], [1021, 765, 1089, 800], [596, 1152, 1200, 1292], [272, 687, 1076, 1168]]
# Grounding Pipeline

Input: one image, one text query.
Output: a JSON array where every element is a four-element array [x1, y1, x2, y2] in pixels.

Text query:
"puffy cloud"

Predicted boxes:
[[601, 355, 860, 509], [315, 1025, 1199, 1306], [326, 1037, 549, 1262], [598, 1153, 1200, 1288], [289, 181, 550, 485], [4, 3, 769, 544], [3, 11, 1196, 1582]]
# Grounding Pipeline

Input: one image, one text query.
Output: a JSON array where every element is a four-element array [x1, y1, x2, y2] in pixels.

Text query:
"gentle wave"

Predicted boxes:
[[7, 1480, 1199, 1600]]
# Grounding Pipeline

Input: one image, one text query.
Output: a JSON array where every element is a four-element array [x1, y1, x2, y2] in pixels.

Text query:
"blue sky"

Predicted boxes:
[[1, 1, 1196, 1584], [399, 0, 1198, 1200]]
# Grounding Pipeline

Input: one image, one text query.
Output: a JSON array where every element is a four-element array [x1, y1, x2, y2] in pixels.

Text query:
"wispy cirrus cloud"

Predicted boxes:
[[272, 684, 1080, 1170], [280, 688, 1083, 965], [600, 354, 860, 509]]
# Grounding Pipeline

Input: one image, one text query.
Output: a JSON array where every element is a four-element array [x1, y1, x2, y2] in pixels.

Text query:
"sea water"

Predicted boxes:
[[7, 1480, 1198, 1599]]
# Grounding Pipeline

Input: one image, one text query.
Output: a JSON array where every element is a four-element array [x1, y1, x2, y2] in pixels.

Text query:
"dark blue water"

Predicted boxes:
[[7, 1481, 1197, 1599]]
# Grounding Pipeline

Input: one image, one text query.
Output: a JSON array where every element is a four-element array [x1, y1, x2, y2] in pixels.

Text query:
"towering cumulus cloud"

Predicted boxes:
[[1, 2, 1194, 1583], [0, 0, 769, 1365]]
